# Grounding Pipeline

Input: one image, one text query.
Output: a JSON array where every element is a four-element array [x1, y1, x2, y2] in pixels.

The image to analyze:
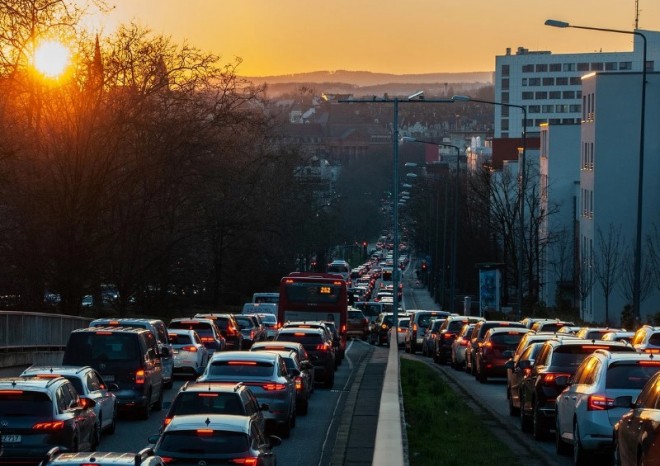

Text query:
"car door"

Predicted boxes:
[[87, 370, 113, 428], [523, 344, 550, 414], [557, 356, 596, 438]]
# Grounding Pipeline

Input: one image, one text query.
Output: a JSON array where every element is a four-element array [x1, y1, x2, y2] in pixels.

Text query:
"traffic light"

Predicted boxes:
[[421, 262, 428, 272]]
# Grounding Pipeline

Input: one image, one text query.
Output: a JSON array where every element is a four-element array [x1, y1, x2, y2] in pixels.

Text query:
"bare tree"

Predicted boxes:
[[547, 226, 574, 308], [575, 258, 595, 320], [593, 224, 624, 325], [618, 245, 653, 310]]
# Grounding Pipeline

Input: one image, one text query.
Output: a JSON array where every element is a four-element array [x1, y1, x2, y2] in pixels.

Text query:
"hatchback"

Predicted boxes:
[[168, 318, 226, 354], [629, 325, 660, 353], [474, 327, 530, 383], [555, 350, 660, 464], [421, 318, 445, 358], [465, 320, 527, 375], [405, 310, 451, 354], [347, 308, 370, 340], [368, 312, 394, 346], [0, 376, 99, 463], [197, 351, 296, 437], [148, 414, 281, 466], [434, 316, 485, 365], [276, 327, 335, 389], [450, 323, 475, 371], [234, 314, 266, 349], [40, 448, 165, 466], [167, 329, 209, 376]]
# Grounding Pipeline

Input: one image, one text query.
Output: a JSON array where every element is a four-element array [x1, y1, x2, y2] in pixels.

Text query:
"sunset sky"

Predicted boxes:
[[90, 0, 659, 77]]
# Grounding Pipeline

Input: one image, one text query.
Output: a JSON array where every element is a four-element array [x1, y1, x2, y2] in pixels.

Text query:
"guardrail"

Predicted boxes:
[[0, 311, 92, 368]]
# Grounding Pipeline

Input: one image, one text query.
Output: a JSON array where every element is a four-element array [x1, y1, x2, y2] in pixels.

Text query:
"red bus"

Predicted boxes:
[[278, 272, 348, 350]]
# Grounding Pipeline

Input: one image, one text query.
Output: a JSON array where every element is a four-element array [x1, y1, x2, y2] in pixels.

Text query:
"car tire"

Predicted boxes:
[[532, 402, 546, 440], [153, 385, 164, 411], [573, 421, 590, 466], [370, 334, 376, 345], [555, 417, 570, 455], [520, 392, 531, 432]]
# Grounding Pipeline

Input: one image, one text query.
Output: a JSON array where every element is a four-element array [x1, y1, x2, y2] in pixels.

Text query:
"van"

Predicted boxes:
[[62, 326, 165, 420], [242, 302, 278, 316], [252, 292, 279, 305], [89, 318, 174, 388]]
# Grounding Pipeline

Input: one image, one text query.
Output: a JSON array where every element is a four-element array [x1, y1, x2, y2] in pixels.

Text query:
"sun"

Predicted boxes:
[[33, 40, 71, 78]]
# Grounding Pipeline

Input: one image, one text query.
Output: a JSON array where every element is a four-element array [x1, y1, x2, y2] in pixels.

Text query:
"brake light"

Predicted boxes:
[[459, 339, 468, 346], [413, 323, 418, 332], [582, 345, 610, 350], [200, 337, 215, 343], [316, 343, 330, 351], [231, 458, 258, 465], [381, 324, 388, 330], [644, 348, 660, 354], [588, 395, 615, 410], [228, 361, 257, 365], [198, 393, 218, 397], [109, 320, 120, 325], [639, 361, 660, 366], [0, 390, 23, 394], [33, 421, 65, 430], [196, 429, 214, 435], [444, 333, 453, 339], [295, 376, 303, 391], [398, 327, 406, 333], [135, 370, 146, 384], [36, 374, 60, 379], [249, 330, 255, 340], [181, 345, 198, 352], [160, 457, 175, 463], [484, 342, 493, 348], [262, 383, 287, 391], [163, 417, 172, 426], [542, 372, 571, 386]]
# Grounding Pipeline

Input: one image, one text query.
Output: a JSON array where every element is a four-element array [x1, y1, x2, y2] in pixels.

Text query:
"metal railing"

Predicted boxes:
[[0, 311, 92, 352]]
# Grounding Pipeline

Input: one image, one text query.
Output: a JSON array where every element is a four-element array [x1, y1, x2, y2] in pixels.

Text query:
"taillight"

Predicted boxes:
[[250, 330, 255, 340], [163, 417, 172, 426], [381, 324, 388, 330], [413, 323, 418, 332], [443, 333, 453, 339], [181, 345, 198, 352], [459, 339, 468, 346], [135, 369, 146, 384], [398, 327, 406, 333], [316, 343, 330, 351], [541, 372, 571, 386], [200, 337, 215, 343], [33, 421, 65, 430], [588, 395, 615, 410], [160, 457, 175, 464], [262, 383, 287, 391], [231, 458, 258, 465], [295, 376, 303, 391]]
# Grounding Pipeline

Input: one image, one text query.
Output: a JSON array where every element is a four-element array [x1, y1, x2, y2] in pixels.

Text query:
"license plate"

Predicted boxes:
[[2, 435, 21, 443], [102, 375, 115, 382]]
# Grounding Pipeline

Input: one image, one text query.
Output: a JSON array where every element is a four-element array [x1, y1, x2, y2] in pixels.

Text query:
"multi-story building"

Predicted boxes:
[[494, 30, 660, 139]]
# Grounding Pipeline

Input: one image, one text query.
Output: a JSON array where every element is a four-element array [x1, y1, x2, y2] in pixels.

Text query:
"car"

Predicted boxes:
[[323, 320, 345, 363], [234, 314, 266, 349], [405, 310, 451, 354], [368, 312, 394, 346], [264, 350, 313, 415], [39, 447, 165, 466], [62, 326, 164, 420], [420, 318, 445, 358], [0, 376, 99, 463], [250, 341, 312, 371], [575, 326, 623, 340], [390, 316, 410, 348], [529, 319, 575, 333], [613, 370, 660, 466], [197, 351, 297, 436], [162, 381, 267, 434], [450, 323, 476, 370], [359, 302, 385, 322], [629, 325, 660, 353], [167, 329, 210, 376], [275, 327, 336, 389], [518, 338, 636, 440], [601, 330, 635, 343], [473, 327, 530, 383], [168, 318, 226, 355], [555, 350, 660, 464], [281, 321, 340, 364], [256, 313, 279, 340], [347, 308, 370, 340], [193, 314, 244, 350], [20, 365, 119, 435], [89, 318, 175, 389], [465, 320, 527, 375], [148, 414, 281, 466], [434, 316, 485, 365]]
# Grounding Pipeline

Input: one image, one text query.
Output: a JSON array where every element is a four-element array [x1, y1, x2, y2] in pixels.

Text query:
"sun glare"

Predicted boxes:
[[33, 40, 71, 79]]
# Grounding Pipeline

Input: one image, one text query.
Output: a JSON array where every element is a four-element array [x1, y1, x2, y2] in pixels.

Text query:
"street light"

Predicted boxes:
[[453, 95, 527, 317], [402, 136, 461, 311], [339, 93, 452, 335], [545, 19, 647, 323]]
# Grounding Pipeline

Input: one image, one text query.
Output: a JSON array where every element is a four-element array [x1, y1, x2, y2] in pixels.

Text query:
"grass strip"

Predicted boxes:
[[401, 358, 523, 466]]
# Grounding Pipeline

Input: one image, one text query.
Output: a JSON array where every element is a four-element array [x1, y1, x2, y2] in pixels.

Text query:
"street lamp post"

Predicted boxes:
[[402, 137, 461, 312], [545, 19, 647, 323], [339, 94, 452, 334], [452, 95, 527, 318]]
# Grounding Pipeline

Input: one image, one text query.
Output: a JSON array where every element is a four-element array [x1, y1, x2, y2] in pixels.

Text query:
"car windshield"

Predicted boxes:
[[606, 363, 660, 389], [206, 361, 274, 378], [171, 393, 244, 415], [0, 391, 52, 416], [235, 317, 254, 329], [158, 430, 249, 455]]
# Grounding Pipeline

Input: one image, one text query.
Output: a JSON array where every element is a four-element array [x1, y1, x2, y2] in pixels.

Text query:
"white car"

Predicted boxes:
[[390, 317, 410, 347], [20, 365, 118, 435], [555, 350, 660, 463], [167, 329, 209, 376]]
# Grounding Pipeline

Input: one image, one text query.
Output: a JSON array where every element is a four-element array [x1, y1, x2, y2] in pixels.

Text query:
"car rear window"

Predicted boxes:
[[169, 333, 193, 345], [64, 332, 140, 364], [0, 391, 52, 416], [606, 362, 660, 389], [348, 311, 364, 319], [206, 360, 274, 378], [158, 430, 249, 455], [172, 392, 245, 416], [235, 317, 255, 329], [552, 344, 634, 367], [399, 319, 410, 329], [169, 321, 214, 337], [649, 333, 660, 346], [490, 332, 526, 347], [277, 332, 323, 346], [448, 321, 467, 332]]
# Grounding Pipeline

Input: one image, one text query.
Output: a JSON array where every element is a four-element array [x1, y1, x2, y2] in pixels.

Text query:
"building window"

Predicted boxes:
[[569, 104, 581, 113], [619, 61, 632, 70], [549, 91, 561, 99], [521, 78, 527, 86], [563, 63, 575, 72], [556, 104, 570, 113], [576, 90, 582, 98], [535, 91, 548, 99], [501, 78, 510, 90], [528, 105, 541, 114], [542, 77, 555, 86], [522, 91, 534, 100], [502, 106, 510, 117], [534, 118, 547, 126], [522, 64, 534, 73], [563, 90, 575, 99], [501, 64, 510, 76], [528, 77, 541, 86], [549, 118, 561, 125], [550, 63, 561, 72], [577, 62, 589, 71], [501, 119, 509, 131], [542, 105, 555, 112], [589, 142, 594, 170], [536, 64, 548, 72], [591, 62, 603, 71], [605, 62, 617, 71], [570, 77, 581, 85], [556, 77, 568, 85], [501, 92, 509, 103]]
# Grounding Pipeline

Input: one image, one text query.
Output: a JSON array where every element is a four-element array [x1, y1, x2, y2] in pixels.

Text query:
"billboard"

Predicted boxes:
[[479, 268, 501, 315]]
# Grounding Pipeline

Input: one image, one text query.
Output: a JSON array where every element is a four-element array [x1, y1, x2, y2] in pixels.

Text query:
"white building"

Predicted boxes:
[[579, 71, 660, 324], [494, 30, 660, 139]]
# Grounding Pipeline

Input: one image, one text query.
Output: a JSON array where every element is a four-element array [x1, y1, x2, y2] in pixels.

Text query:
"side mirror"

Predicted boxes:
[[107, 383, 120, 392], [79, 397, 96, 409], [613, 395, 634, 409], [518, 359, 532, 370], [147, 434, 160, 444], [268, 435, 283, 448]]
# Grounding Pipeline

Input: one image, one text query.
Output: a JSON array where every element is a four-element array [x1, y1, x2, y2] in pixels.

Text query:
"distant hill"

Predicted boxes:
[[243, 70, 493, 98]]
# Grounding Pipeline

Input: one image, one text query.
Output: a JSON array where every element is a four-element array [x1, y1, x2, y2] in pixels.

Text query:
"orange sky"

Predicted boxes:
[[87, 0, 659, 76]]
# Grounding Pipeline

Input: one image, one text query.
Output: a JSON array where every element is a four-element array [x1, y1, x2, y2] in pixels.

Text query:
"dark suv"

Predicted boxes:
[[276, 327, 335, 389], [405, 310, 451, 354], [194, 313, 244, 350], [368, 312, 394, 346], [63, 326, 164, 420], [518, 338, 635, 439], [465, 320, 527, 375], [0, 376, 99, 463], [434, 316, 485, 365], [168, 318, 226, 354], [162, 381, 267, 433]]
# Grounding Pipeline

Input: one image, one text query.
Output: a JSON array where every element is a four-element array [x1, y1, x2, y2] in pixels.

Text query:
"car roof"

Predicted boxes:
[[21, 365, 94, 377], [278, 327, 325, 335], [485, 327, 530, 335], [164, 414, 250, 433], [0, 375, 65, 390], [208, 351, 278, 363], [251, 341, 305, 351], [590, 350, 660, 363], [178, 381, 245, 393]]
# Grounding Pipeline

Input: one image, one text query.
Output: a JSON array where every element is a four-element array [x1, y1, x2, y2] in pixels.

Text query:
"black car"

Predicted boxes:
[[518, 338, 635, 440], [168, 318, 226, 354], [194, 313, 244, 350], [276, 327, 335, 389], [434, 316, 485, 365], [368, 312, 394, 346], [0, 376, 99, 463]]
